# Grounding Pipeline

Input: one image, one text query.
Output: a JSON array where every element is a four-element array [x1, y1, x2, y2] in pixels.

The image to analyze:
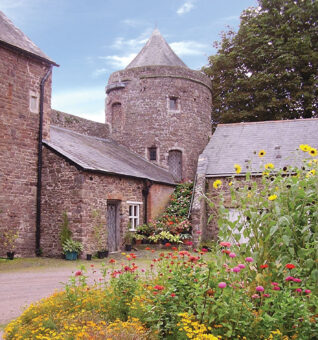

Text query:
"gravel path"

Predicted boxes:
[[0, 267, 87, 339]]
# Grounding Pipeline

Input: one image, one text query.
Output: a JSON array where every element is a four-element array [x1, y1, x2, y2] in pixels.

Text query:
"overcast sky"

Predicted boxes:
[[0, 0, 257, 122]]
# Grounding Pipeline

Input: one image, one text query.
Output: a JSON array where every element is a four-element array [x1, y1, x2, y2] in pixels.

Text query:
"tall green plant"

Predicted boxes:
[[211, 146, 318, 283], [60, 212, 72, 245]]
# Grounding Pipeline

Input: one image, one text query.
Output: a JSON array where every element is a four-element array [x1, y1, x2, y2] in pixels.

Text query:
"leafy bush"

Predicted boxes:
[[211, 145, 318, 283]]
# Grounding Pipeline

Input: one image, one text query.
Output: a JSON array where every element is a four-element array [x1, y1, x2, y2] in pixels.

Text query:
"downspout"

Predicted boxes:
[[188, 174, 197, 219], [35, 65, 53, 256], [142, 180, 153, 224]]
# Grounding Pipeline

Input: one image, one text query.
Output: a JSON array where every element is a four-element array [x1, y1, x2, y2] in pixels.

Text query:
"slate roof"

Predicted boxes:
[[126, 29, 187, 69], [0, 10, 57, 65], [199, 119, 318, 177], [44, 126, 175, 185]]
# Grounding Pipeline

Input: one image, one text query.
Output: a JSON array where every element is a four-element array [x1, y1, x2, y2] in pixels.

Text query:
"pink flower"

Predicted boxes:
[[75, 270, 82, 277], [263, 293, 270, 298], [305, 289, 311, 294], [218, 282, 227, 289], [238, 264, 246, 269], [271, 282, 278, 286], [245, 257, 254, 262], [201, 248, 208, 253], [273, 286, 281, 291], [256, 286, 264, 292], [285, 276, 294, 281], [295, 288, 302, 293], [252, 294, 259, 299], [293, 278, 302, 283], [232, 266, 241, 273], [220, 242, 231, 247], [229, 252, 236, 258]]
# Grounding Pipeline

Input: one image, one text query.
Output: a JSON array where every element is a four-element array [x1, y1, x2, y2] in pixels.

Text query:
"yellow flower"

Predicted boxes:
[[264, 163, 274, 169], [234, 164, 242, 174], [258, 150, 266, 158], [213, 179, 222, 189], [306, 169, 316, 177], [299, 144, 310, 152], [268, 194, 277, 201], [309, 147, 317, 157], [228, 181, 233, 186]]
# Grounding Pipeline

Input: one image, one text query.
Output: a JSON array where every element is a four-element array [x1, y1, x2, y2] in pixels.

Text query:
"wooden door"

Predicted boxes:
[[107, 203, 118, 252], [168, 150, 182, 182]]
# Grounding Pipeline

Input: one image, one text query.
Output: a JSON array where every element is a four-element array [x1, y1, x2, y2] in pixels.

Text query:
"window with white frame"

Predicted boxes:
[[127, 201, 142, 231]]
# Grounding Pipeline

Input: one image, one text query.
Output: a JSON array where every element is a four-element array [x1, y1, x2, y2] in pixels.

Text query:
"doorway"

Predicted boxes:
[[107, 201, 120, 252], [168, 150, 182, 182]]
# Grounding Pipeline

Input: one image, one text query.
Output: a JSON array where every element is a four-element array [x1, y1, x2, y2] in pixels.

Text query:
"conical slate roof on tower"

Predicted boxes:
[[126, 29, 187, 69]]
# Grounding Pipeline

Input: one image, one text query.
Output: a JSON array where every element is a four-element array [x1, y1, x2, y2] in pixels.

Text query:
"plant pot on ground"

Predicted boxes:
[[62, 239, 83, 261], [6, 251, 15, 260], [97, 250, 109, 259], [124, 230, 134, 251], [2, 228, 19, 260], [86, 254, 92, 261]]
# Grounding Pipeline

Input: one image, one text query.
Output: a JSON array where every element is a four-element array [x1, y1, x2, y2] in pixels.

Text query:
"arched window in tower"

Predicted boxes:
[[111, 102, 122, 132], [168, 150, 182, 182]]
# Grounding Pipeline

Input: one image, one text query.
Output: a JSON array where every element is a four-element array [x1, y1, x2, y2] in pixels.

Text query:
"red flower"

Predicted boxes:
[[170, 293, 176, 297], [75, 270, 82, 277], [184, 241, 193, 246], [222, 249, 231, 254], [109, 259, 116, 264], [165, 243, 171, 247], [285, 263, 296, 269], [145, 247, 151, 250], [260, 264, 269, 269], [172, 247, 177, 251], [154, 285, 164, 291], [201, 248, 208, 253]]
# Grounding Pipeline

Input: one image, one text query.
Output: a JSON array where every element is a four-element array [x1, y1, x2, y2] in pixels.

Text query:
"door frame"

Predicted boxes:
[[106, 200, 121, 253]]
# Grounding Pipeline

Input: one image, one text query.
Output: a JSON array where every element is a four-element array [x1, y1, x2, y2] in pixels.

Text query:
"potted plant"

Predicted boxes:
[[60, 212, 72, 259], [124, 231, 134, 251], [92, 210, 109, 259], [62, 239, 83, 260], [134, 233, 145, 245], [148, 231, 181, 245], [2, 228, 19, 260]]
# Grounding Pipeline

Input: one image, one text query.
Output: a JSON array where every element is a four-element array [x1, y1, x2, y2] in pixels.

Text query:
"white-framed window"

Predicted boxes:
[[127, 201, 142, 231]]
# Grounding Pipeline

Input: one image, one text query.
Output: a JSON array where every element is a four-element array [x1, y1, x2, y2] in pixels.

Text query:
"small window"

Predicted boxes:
[[129, 204, 140, 231], [169, 97, 178, 110], [148, 147, 157, 161], [29, 91, 39, 113]]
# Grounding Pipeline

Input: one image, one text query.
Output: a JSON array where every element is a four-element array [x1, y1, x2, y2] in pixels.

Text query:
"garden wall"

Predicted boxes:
[[51, 109, 110, 139], [0, 46, 52, 257]]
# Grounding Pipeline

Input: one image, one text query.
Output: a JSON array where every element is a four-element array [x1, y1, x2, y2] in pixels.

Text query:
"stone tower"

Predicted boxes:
[[106, 29, 212, 181]]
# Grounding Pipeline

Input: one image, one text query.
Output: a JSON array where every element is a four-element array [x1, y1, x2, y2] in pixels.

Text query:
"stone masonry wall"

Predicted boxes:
[[106, 66, 212, 181], [0, 45, 52, 257], [51, 109, 111, 139], [41, 147, 146, 257]]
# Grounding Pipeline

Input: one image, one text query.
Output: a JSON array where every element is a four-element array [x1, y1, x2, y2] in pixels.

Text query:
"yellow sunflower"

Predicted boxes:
[[308, 147, 317, 157], [299, 144, 310, 152], [213, 179, 222, 189], [264, 163, 274, 169], [258, 150, 266, 158], [234, 164, 242, 174], [268, 194, 277, 201]]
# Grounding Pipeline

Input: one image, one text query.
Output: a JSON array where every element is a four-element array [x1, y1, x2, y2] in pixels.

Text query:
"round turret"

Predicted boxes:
[[105, 30, 212, 181]]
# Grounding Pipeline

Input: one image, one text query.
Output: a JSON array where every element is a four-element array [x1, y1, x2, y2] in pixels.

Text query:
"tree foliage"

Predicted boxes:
[[204, 0, 318, 123]]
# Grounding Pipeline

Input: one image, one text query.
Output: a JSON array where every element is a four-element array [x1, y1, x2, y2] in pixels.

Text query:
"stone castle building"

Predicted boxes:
[[0, 11, 211, 257], [1, 11, 317, 258]]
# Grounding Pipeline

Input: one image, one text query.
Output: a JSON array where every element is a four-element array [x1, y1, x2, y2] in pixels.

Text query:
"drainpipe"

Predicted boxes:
[[142, 180, 152, 224], [35, 65, 52, 256]]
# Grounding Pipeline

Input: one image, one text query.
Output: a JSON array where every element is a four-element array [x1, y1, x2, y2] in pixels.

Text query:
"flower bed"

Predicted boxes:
[[4, 246, 317, 339]]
